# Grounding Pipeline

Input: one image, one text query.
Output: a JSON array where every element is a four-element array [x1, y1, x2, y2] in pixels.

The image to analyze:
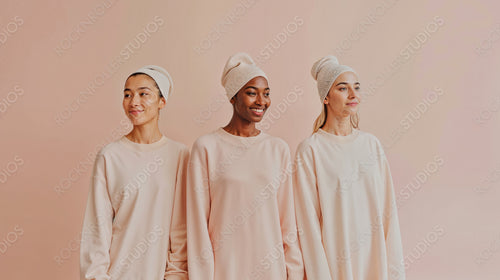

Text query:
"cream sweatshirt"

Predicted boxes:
[[294, 129, 405, 280], [186, 128, 304, 280], [80, 135, 189, 280]]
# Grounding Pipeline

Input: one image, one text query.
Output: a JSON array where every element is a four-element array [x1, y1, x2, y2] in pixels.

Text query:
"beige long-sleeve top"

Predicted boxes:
[[294, 129, 405, 280], [80, 135, 189, 280], [186, 128, 304, 280]]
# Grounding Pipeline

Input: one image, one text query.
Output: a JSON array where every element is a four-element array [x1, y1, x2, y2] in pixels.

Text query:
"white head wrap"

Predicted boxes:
[[311, 55, 356, 102], [221, 53, 267, 100], [131, 65, 173, 101]]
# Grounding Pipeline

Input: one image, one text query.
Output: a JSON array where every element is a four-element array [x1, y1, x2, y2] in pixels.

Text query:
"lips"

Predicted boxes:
[[129, 110, 144, 115], [250, 108, 265, 116]]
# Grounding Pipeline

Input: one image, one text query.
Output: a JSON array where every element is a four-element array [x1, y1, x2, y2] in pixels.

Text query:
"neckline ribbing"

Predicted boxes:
[[119, 135, 168, 152], [215, 127, 266, 146], [317, 128, 360, 143]]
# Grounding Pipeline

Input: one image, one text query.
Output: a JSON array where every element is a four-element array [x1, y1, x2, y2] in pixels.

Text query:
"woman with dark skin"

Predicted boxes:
[[223, 75, 270, 136], [187, 53, 304, 280]]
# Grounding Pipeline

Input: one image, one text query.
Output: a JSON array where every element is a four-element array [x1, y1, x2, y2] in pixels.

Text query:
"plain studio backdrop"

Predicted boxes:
[[1, 0, 499, 279]]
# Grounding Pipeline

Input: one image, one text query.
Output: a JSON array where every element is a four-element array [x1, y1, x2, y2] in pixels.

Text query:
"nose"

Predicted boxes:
[[348, 87, 360, 100], [130, 94, 140, 106], [255, 94, 263, 106]]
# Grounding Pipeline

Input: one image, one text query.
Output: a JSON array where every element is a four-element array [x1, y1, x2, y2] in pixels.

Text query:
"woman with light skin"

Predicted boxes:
[[186, 53, 304, 280], [294, 56, 405, 280], [80, 65, 189, 280]]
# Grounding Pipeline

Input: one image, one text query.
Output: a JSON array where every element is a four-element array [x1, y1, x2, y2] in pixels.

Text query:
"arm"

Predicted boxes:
[[293, 145, 332, 280], [80, 153, 114, 280], [379, 150, 406, 280], [165, 147, 190, 280], [277, 147, 305, 280], [186, 143, 214, 280]]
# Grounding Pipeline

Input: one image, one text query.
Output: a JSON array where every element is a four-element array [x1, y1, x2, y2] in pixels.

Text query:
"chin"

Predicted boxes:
[[130, 121, 144, 126], [251, 116, 264, 123], [127, 117, 146, 126], [348, 108, 359, 115]]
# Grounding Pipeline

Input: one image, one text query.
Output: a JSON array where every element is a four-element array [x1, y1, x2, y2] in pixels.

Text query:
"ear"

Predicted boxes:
[[323, 94, 329, 105], [230, 94, 237, 105], [158, 96, 166, 109]]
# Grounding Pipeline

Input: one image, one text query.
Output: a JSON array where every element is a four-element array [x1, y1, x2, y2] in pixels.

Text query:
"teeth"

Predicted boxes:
[[251, 108, 264, 112]]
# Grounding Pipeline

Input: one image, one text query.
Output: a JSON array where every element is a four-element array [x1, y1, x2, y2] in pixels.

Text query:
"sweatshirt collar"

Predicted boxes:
[[119, 135, 168, 152], [317, 128, 360, 143]]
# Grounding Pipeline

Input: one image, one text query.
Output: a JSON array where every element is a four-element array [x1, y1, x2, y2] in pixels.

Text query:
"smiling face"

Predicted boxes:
[[230, 76, 270, 123], [122, 74, 165, 126], [324, 71, 361, 118]]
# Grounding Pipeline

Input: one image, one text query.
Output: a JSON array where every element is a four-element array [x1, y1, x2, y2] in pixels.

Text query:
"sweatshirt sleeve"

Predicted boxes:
[[379, 147, 406, 280], [165, 147, 190, 280], [293, 143, 332, 280], [80, 152, 114, 280], [277, 145, 305, 280], [186, 141, 214, 280]]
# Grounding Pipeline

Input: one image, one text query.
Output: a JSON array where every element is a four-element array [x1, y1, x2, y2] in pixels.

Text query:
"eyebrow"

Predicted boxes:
[[123, 86, 153, 92], [335, 82, 360, 86], [244, 86, 270, 91]]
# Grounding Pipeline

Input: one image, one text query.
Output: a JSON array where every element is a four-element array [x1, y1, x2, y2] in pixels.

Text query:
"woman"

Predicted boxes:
[[186, 53, 304, 280], [294, 56, 405, 280], [80, 65, 189, 280]]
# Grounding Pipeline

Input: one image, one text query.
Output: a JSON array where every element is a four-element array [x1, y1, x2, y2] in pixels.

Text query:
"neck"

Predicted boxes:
[[223, 114, 260, 137], [126, 121, 163, 144], [322, 114, 352, 136]]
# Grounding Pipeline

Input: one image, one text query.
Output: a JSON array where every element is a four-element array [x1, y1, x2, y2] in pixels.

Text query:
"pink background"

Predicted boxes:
[[1, 0, 499, 279]]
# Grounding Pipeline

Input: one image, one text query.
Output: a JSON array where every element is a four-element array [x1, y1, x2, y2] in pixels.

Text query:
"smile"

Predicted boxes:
[[129, 110, 144, 115], [250, 108, 265, 116]]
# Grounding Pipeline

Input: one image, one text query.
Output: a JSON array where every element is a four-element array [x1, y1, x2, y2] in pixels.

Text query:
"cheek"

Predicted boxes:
[[331, 92, 345, 105], [235, 98, 246, 109], [238, 101, 247, 113], [239, 96, 251, 106], [143, 97, 159, 107]]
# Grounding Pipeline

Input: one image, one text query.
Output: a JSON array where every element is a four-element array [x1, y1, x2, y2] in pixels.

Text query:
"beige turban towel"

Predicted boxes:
[[311, 55, 356, 102], [131, 65, 173, 101], [221, 52, 267, 100]]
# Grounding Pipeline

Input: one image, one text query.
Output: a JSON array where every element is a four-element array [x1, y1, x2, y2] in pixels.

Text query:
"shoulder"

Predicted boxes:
[[355, 130, 387, 162], [96, 137, 123, 157], [296, 133, 318, 154], [191, 131, 219, 152], [356, 130, 384, 148], [164, 137, 189, 155], [263, 134, 290, 152]]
